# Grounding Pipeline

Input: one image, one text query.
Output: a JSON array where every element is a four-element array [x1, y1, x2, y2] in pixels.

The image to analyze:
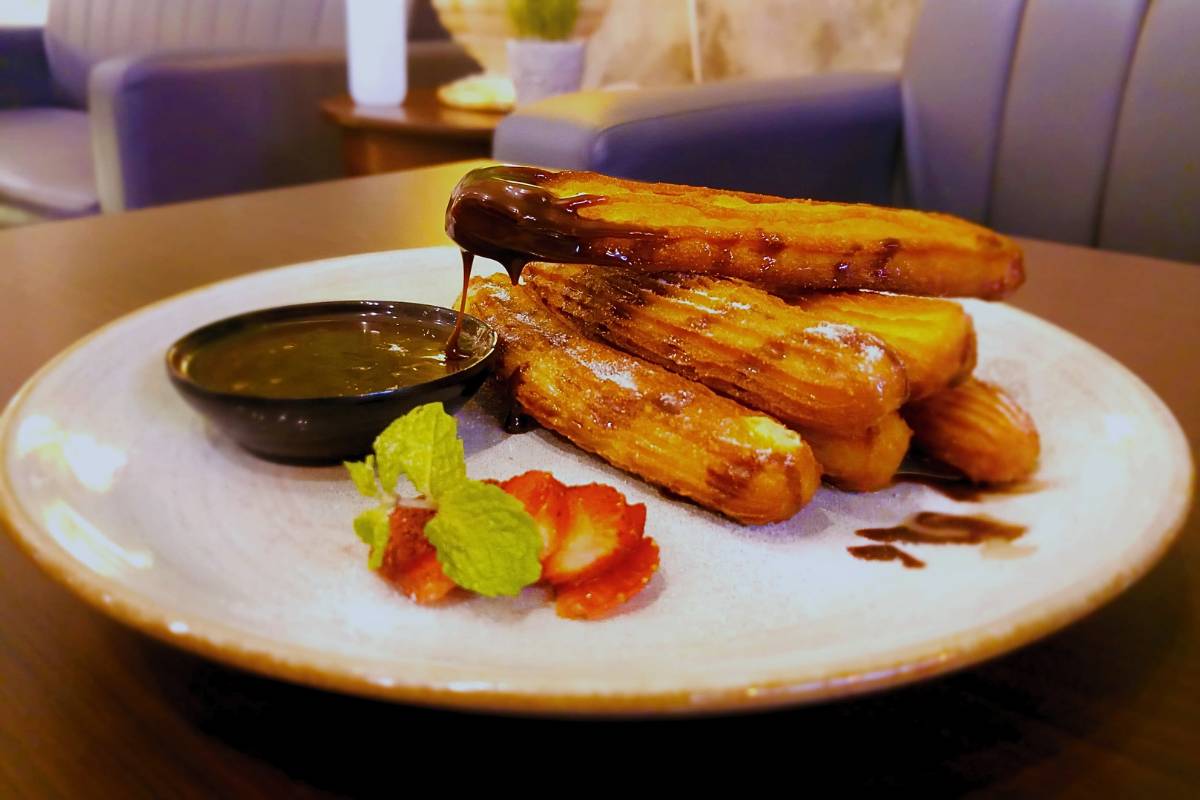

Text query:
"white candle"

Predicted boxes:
[[346, 0, 409, 106]]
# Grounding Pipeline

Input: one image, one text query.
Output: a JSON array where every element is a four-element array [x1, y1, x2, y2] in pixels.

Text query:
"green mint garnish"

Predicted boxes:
[[344, 402, 542, 597]]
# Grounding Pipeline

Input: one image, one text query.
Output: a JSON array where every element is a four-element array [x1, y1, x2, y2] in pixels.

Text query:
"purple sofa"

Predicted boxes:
[[0, 0, 477, 221], [496, 0, 1200, 264]]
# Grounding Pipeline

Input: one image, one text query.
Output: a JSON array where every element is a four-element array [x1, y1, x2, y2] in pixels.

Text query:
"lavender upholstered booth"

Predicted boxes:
[[495, 0, 1200, 264], [0, 0, 476, 222]]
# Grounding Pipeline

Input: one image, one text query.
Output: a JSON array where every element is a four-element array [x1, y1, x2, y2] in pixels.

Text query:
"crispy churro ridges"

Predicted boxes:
[[523, 263, 909, 433], [446, 166, 1024, 299], [799, 413, 914, 492], [783, 291, 978, 400], [543, 171, 1025, 298], [902, 378, 1040, 484], [466, 275, 821, 525]]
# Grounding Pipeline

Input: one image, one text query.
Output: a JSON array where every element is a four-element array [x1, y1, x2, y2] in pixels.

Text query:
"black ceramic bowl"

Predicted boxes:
[[166, 301, 497, 463]]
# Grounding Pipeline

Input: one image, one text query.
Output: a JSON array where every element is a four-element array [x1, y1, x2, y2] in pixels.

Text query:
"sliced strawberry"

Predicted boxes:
[[379, 504, 457, 604], [541, 483, 645, 585], [556, 536, 660, 620], [499, 470, 568, 563], [393, 551, 458, 604]]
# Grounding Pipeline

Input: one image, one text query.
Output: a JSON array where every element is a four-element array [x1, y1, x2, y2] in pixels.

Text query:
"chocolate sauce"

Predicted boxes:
[[857, 512, 1027, 545], [848, 544, 925, 569], [503, 408, 538, 434], [444, 165, 664, 284], [891, 457, 1042, 502], [850, 512, 1027, 568], [445, 249, 474, 358]]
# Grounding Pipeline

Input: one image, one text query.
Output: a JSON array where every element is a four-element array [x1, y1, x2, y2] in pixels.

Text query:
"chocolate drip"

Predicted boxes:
[[848, 544, 925, 569], [503, 399, 538, 433], [444, 165, 663, 282], [445, 249, 474, 358], [850, 512, 1027, 569], [892, 457, 1042, 502], [857, 512, 1026, 546]]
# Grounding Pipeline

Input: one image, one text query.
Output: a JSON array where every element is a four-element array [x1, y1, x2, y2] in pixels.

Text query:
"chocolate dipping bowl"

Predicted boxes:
[[165, 301, 496, 463]]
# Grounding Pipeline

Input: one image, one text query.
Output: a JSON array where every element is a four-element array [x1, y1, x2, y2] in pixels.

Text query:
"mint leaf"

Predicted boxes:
[[423, 481, 542, 597], [353, 505, 392, 570], [344, 455, 378, 498], [373, 402, 466, 497]]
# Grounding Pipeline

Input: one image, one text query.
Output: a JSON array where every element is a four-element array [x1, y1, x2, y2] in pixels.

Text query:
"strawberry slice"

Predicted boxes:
[[541, 484, 646, 585], [555, 536, 660, 620], [379, 504, 457, 604], [499, 470, 567, 563], [392, 551, 458, 604]]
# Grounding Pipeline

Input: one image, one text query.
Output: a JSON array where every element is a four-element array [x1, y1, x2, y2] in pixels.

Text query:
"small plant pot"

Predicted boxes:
[[506, 38, 586, 105]]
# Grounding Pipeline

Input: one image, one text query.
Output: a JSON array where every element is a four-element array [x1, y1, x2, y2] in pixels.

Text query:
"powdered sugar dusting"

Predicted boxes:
[[805, 322, 858, 343], [862, 343, 885, 364], [579, 358, 639, 391]]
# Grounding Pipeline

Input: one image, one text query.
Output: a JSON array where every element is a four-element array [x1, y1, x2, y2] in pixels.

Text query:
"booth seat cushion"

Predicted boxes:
[[0, 108, 98, 216]]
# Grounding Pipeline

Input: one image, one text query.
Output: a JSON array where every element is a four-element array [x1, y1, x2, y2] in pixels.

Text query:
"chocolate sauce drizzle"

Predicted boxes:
[[444, 165, 664, 285], [445, 249, 475, 358], [849, 512, 1029, 569], [848, 544, 925, 569], [891, 456, 1042, 502]]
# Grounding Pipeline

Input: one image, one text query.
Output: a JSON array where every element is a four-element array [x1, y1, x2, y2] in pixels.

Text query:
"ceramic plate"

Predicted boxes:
[[1, 248, 1192, 716]]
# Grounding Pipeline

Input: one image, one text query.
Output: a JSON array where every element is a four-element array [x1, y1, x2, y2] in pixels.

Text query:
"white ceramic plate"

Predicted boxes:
[[1, 248, 1192, 715]]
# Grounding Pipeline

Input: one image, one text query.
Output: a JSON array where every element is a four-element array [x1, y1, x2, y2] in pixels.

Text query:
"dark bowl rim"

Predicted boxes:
[[164, 300, 498, 407]]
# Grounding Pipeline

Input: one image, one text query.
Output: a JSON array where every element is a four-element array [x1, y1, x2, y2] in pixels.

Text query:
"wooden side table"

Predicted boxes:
[[320, 89, 507, 176]]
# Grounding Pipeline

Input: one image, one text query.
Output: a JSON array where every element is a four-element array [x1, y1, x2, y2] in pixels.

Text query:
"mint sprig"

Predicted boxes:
[[344, 402, 541, 597]]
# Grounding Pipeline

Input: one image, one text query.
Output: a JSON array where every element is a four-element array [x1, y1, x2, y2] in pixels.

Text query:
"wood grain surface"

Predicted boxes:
[[321, 92, 502, 175], [0, 161, 1197, 795]]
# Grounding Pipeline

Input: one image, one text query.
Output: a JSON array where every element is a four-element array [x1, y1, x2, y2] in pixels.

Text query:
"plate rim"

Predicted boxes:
[[1, 247, 1194, 717]]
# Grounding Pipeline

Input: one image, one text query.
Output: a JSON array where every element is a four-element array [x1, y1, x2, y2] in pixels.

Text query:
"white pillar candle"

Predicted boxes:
[[346, 0, 409, 106]]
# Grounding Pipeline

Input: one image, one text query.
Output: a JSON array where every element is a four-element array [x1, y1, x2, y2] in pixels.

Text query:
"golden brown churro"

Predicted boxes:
[[466, 275, 821, 525], [446, 165, 1024, 298], [523, 263, 908, 433], [784, 291, 977, 399], [902, 378, 1040, 483], [799, 413, 914, 492]]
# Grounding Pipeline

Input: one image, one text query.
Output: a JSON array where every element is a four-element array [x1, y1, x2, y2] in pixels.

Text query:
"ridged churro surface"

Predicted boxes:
[[465, 275, 821, 525], [903, 378, 1040, 483], [446, 166, 1025, 298], [523, 263, 908, 433], [785, 291, 977, 399], [799, 413, 913, 492]]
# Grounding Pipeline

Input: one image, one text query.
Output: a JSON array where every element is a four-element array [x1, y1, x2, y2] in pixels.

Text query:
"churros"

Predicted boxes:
[[448, 165, 1040, 522], [446, 165, 1025, 298], [799, 413, 913, 492], [466, 275, 821, 525], [784, 291, 977, 399], [903, 378, 1040, 483], [523, 263, 908, 432]]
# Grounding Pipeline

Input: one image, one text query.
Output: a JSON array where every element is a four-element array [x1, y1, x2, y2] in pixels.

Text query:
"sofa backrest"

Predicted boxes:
[[903, 0, 1200, 262], [44, 0, 346, 108]]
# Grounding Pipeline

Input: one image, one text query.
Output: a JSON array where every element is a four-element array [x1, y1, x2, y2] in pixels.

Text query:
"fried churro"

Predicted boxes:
[[523, 263, 908, 433], [799, 413, 913, 492], [466, 275, 821, 525], [446, 165, 1024, 298], [783, 291, 977, 399], [902, 378, 1040, 483]]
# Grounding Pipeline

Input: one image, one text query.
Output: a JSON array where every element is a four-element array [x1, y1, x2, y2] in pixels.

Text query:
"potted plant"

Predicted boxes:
[[506, 0, 586, 105]]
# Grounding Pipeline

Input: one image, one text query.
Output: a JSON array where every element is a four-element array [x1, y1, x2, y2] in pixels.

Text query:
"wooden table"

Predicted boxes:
[[1, 161, 1197, 795], [320, 90, 505, 175]]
